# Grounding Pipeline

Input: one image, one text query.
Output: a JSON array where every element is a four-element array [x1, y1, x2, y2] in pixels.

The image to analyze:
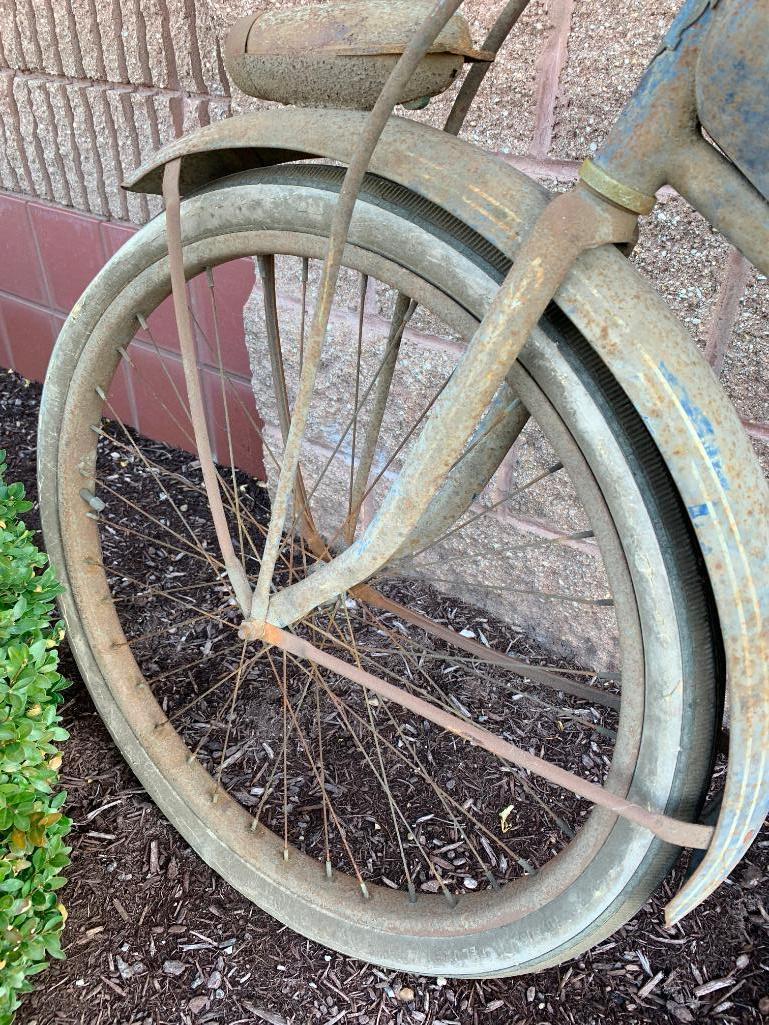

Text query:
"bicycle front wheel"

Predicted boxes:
[[38, 165, 719, 976]]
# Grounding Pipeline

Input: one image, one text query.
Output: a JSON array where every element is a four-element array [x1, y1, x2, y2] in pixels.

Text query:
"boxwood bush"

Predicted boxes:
[[0, 450, 70, 1024]]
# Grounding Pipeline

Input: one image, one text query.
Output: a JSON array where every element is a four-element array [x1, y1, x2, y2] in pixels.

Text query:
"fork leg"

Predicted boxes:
[[249, 0, 468, 626], [392, 380, 529, 562], [260, 185, 639, 630]]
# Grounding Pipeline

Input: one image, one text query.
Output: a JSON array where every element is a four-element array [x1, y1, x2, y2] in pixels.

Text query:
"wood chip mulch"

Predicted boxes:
[[3, 370, 768, 1025]]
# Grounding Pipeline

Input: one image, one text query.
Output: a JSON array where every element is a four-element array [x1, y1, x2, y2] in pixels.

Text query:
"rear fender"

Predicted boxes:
[[125, 108, 769, 924]]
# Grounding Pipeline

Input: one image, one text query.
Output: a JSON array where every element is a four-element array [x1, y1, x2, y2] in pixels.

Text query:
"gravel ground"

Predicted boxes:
[[2, 368, 768, 1025]]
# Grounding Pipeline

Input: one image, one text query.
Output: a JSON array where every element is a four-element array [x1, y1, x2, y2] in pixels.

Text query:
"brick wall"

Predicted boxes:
[[0, 0, 767, 475]]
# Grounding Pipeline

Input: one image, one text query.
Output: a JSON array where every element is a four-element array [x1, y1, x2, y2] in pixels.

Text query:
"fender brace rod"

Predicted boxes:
[[163, 157, 252, 615], [261, 622, 714, 851]]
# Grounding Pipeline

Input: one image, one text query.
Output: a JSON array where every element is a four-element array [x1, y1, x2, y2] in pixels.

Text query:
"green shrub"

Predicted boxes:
[[0, 450, 71, 1024]]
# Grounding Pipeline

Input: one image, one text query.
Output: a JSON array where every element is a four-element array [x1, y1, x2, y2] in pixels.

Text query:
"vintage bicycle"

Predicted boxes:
[[37, 0, 768, 976]]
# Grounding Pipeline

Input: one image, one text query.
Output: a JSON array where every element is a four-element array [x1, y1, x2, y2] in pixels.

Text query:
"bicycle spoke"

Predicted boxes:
[[307, 667, 534, 875], [95, 503, 225, 570], [144, 643, 244, 689], [344, 291, 415, 542], [92, 393, 224, 578], [164, 648, 265, 726], [303, 617, 464, 720], [324, 354, 450, 552], [212, 642, 250, 801], [251, 669, 315, 832], [406, 461, 566, 561], [313, 660, 332, 877], [346, 272, 368, 540], [205, 266, 248, 565], [424, 578, 614, 606], [412, 527, 596, 574], [357, 587, 620, 707], [288, 298, 420, 536], [340, 599, 417, 896], [185, 299, 283, 479], [265, 648, 371, 895], [92, 558, 239, 630], [120, 328, 196, 449], [116, 610, 219, 646]]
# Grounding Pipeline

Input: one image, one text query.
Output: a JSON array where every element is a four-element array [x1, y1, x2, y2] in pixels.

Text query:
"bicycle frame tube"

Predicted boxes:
[[583, 0, 769, 274]]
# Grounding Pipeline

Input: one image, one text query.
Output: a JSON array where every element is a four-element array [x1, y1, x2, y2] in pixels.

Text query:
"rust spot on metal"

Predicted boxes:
[[224, 1, 491, 111]]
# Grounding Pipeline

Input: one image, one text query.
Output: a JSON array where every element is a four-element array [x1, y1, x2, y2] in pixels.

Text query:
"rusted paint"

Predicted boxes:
[[261, 622, 713, 850], [224, 1, 491, 111], [161, 158, 252, 614], [696, 0, 769, 199]]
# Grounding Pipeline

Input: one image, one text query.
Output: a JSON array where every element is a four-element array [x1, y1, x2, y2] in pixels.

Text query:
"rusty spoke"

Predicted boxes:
[[117, 610, 220, 646], [339, 600, 417, 897], [356, 587, 620, 707], [302, 617, 464, 720], [284, 297, 419, 540], [265, 649, 371, 895], [95, 505, 225, 570], [143, 643, 245, 689], [212, 642, 250, 801], [93, 392, 224, 579], [120, 331, 196, 448], [285, 644, 455, 902], [412, 527, 597, 574], [343, 291, 416, 543], [346, 272, 369, 540], [262, 623, 713, 851], [424, 577, 614, 607], [324, 357, 449, 553], [405, 461, 566, 562], [333, 673, 534, 878], [163, 648, 265, 726], [251, 669, 315, 832], [206, 266, 248, 565], [92, 558, 239, 630]]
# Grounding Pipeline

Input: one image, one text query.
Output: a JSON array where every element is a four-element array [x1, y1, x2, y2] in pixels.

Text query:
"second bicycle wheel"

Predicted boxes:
[[39, 165, 719, 976]]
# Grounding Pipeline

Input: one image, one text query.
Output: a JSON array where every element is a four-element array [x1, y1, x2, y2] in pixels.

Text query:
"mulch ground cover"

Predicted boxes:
[[2, 368, 768, 1025]]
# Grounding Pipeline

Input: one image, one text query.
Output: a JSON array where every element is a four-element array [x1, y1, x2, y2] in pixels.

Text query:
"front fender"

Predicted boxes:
[[125, 108, 769, 924]]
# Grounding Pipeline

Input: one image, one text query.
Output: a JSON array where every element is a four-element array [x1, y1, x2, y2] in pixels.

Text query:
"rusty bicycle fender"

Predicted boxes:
[[124, 108, 769, 925]]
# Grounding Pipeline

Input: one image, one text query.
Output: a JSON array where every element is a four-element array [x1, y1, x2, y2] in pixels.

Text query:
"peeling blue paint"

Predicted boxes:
[[688, 502, 710, 519], [658, 361, 730, 491]]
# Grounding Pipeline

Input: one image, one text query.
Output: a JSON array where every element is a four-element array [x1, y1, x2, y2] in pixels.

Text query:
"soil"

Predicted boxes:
[[2, 368, 768, 1025]]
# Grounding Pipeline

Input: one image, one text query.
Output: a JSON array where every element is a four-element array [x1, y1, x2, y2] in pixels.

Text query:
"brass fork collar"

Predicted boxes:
[[580, 159, 657, 216]]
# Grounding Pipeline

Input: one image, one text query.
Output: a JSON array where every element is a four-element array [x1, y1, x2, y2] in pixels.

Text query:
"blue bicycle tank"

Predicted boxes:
[[696, 0, 769, 202]]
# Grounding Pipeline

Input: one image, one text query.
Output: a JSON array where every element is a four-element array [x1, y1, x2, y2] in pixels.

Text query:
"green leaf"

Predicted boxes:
[[0, 456, 69, 1019]]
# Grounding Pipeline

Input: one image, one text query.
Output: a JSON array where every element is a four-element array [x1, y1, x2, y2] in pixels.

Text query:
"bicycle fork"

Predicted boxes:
[[257, 182, 638, 631], [162, 156, 639, 632]]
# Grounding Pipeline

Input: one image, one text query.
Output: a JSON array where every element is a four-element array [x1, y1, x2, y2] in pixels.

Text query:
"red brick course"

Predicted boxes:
[[0, 188, 262, 476]]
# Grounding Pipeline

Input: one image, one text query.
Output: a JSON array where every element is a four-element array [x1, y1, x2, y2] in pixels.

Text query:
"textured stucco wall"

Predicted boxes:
[[0, 1, 767, 662]]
